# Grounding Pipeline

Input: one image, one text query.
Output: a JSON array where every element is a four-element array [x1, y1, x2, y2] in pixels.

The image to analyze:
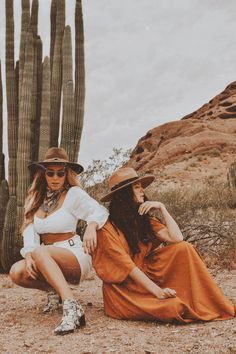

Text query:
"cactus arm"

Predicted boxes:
[[38, 56, 51, 160], [50, 0, 65, 147], [73, 0, 85, 162], [60, 25, 75, 159]]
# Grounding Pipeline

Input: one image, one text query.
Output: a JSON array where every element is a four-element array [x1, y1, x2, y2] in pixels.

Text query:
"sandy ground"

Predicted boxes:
[[0, 269, 235, 354]]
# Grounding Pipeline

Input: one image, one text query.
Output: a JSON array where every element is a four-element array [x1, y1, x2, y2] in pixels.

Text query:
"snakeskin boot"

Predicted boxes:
[[54, 299, 86, 335], [43, 290, 61, 313]]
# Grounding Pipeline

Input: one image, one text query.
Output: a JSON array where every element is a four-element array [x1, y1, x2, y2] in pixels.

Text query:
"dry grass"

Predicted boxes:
[[148, 180, 236, 269]]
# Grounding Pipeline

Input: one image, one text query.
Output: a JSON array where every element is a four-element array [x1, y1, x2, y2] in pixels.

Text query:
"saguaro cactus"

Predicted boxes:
[[17, 31, 34, 208], [1, 0, 86, 271], [31, 36, 43, 162]]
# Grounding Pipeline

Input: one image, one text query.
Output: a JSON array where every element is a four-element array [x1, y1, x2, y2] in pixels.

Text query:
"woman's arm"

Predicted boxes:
[[83, 221, 99, 254], [68, 187, 109, 254], [93, 225, 177, 293], [138, 201, 183, 243], [20, 223, 41, 258], [20, 223, 40, 279], [130, 267, 176, 299]]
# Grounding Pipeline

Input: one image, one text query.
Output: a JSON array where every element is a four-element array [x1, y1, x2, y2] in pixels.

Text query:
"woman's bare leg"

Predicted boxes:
[[9, 259, 50, 291], [31, 245, 81, 300]]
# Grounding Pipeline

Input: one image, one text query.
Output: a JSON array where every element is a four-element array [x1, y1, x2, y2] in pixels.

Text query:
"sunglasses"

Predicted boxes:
[[45, 169, 66, 178]]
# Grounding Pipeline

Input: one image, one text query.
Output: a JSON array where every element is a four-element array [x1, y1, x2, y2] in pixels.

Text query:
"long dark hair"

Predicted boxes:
[[108, 184, 159, 255]]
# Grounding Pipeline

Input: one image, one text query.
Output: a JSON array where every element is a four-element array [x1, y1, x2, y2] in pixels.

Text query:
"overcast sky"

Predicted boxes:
[[1, 0, 236, 167]]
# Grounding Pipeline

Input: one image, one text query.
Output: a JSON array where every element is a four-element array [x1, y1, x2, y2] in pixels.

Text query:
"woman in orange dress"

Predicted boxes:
[[92, 167, 235, 323]]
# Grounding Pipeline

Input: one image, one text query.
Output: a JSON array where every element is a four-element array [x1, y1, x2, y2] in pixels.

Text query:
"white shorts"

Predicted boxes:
[[50, 235, 92, 282]]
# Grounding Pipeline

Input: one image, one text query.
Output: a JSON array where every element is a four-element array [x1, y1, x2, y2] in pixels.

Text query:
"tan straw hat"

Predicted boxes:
[[100, 167, 155, 202], [28, 147, 84, 175]]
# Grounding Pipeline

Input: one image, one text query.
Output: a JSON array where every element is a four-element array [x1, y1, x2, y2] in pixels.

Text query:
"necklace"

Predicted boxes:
[[40, 187, 66, 216]]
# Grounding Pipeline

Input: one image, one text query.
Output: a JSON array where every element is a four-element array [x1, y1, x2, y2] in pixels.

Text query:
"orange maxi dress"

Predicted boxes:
[[92, 218, 235, 323]]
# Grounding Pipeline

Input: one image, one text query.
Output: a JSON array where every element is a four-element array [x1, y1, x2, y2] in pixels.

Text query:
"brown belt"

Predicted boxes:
[[41, 232, 76, 245]]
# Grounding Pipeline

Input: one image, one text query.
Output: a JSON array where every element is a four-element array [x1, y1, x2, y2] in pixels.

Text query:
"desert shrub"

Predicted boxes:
[[189, 162, 197, 167], [80, 147, 132, 188], [210, 148, 221, 157], [147, 180, 236, 268], [78, 147, 132, 202], [150, 180, 231, 220]]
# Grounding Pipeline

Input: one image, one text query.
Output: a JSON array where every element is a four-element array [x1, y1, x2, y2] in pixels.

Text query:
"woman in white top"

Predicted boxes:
[[9, 147, 108, 335]]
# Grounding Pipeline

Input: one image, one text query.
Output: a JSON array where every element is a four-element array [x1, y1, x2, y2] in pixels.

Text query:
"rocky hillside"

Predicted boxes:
[[128, 82, 236, 186]]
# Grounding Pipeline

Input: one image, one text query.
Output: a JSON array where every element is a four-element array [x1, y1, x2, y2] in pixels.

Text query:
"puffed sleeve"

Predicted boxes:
[[92, 222, 136, 283], [20, 223, 41, 258], [65, 186, 108, 229]]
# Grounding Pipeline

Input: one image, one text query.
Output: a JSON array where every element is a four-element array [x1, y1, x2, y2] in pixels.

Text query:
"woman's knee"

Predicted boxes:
[[9, 261, 25, 284], [31, 246, 50, 263]]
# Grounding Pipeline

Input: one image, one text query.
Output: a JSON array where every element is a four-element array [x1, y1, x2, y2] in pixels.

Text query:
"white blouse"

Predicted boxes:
[[20, 186, 108, 258]]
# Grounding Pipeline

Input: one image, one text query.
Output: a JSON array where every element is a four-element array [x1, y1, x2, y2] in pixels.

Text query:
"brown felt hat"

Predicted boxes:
[[100, 167, 155, 202], [28, 147, 84, 175]]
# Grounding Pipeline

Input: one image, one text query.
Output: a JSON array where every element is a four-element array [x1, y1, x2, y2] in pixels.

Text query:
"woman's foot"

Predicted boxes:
[[54, 299, 85, 335], [43, 290, 61, 313]]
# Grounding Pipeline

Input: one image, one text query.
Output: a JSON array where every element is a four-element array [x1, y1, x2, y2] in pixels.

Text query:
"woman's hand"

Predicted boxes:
[[155, 287, 177, 300], [83, 222, 99, 254], [138, 201, 165, 215], [25, 253, 38, 280], [139, 201, 184, 243]]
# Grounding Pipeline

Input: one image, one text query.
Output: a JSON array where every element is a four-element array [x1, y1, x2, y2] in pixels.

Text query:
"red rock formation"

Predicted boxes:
[[182, 81, 236, 121], [128, 82, 236, 183]]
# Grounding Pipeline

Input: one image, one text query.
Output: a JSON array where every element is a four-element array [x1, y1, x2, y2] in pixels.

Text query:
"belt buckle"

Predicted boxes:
[[68, 238, 75, 246]]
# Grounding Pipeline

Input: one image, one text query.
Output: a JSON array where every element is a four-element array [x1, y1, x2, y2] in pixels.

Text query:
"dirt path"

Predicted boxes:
[[0, 269, 235, 354]]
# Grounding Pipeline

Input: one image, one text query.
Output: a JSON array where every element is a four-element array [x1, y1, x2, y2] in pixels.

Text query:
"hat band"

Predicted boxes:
[[111, 177, 139, 191]]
